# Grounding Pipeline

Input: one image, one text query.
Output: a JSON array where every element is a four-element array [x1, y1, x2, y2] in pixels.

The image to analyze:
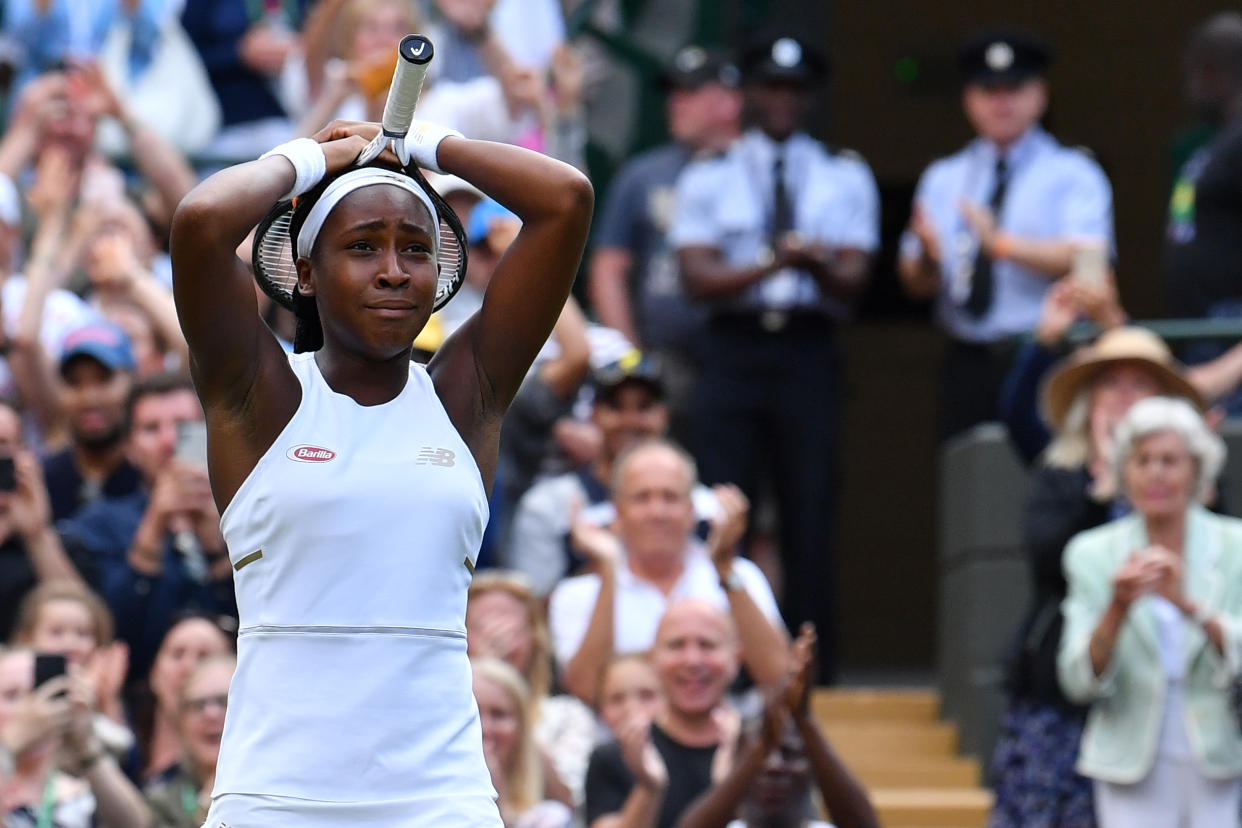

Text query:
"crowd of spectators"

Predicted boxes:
[[0, 1, 1238, 827]]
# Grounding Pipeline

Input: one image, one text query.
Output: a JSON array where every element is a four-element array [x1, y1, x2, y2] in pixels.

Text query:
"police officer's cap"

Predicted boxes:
[[662, 45, 740, 90], [738, 32, 829, 84], [958, 28, 1051, 86]]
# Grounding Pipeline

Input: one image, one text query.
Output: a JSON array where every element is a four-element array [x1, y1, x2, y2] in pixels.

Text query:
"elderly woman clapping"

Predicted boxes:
[[1058, 396, 1242, 826]]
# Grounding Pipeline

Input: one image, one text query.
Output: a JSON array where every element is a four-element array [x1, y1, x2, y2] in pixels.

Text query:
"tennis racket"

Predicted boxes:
[[251, 33, 468, 314]]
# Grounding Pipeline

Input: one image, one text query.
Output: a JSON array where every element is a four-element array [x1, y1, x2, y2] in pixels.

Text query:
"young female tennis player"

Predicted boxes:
[[169, 117, 592, 826]]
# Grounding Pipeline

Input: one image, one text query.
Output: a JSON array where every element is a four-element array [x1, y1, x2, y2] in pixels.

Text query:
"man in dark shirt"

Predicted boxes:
[[0, 402, 92, 639], [588, 46, 741, 442], [59, 372, 235, 684], [1165, 13, 1242, 320], [42, 322, 143, 523], [585, 599, 742, 828]]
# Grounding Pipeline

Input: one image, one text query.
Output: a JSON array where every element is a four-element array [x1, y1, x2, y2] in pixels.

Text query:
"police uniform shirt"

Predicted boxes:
[[901, 126, 1113, 343], [669, 127, 880, 319]]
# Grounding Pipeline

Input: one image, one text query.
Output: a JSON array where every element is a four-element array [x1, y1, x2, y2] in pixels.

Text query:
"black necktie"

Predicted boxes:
[[772, 153, 793, 243], [966, 156, 1008, 318]]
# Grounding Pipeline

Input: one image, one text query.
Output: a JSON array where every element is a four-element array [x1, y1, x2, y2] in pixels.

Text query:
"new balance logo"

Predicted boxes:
[[287, 445, 337, 463], [416, 447, 456, 467]]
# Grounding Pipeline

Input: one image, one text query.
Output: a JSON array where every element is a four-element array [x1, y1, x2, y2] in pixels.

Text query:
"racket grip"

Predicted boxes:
[[381, 34, 434, 138]]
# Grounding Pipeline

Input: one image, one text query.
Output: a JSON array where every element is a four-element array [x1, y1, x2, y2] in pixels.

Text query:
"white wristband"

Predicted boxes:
[[259, 137, 327, 200], [405, 121, 463, 174]]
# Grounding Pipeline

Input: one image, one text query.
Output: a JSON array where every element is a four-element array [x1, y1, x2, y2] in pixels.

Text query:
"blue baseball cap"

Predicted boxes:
[[59, 321, 136, 377], [467, 198, 521, 249]]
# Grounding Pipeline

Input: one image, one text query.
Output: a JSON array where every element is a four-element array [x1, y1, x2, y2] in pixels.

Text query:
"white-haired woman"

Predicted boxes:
[[991, 327, 1203, 828], [1058, 396, 1242, 826]]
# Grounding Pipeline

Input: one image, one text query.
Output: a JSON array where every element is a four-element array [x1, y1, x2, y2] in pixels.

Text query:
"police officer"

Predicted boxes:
[[670, 31, 880, 682], [589, 46, 742, 442], [899, 29, 1114, 439]]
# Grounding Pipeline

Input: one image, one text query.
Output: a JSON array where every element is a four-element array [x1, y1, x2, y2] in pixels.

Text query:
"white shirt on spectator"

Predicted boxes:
[[0, 275, 97, 398], [548, 539, 781, 668]]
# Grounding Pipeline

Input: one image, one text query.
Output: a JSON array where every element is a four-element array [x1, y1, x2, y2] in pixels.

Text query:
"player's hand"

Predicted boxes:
[[311, 120, 400, 171]]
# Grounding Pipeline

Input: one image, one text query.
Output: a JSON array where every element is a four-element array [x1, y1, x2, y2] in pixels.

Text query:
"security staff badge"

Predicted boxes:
[[647, 186, 677, 233]]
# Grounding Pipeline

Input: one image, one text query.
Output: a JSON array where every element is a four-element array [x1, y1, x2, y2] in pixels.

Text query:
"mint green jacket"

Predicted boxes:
[[1057, 505, 1242, 784]]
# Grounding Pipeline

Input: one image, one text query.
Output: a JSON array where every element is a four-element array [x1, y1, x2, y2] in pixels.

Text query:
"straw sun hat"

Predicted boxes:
[[1040, 326, 1204, 431]]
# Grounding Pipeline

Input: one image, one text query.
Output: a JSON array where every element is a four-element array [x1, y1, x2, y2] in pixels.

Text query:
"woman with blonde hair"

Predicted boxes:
[[467, 570, 595, 805], [472, 657, 573, 828]]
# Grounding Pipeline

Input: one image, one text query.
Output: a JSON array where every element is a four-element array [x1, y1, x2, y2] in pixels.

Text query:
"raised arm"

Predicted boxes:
[[169, 128, 368, 505], [428, 135, 593, 425]]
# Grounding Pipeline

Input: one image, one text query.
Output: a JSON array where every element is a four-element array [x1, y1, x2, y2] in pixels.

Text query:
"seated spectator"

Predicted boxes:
[[59, 373, 236, 686], [41, 324, 143, 524], [428, 0, 565, 84], [0, 402, 89, 640], [584, 599, 752, 828], [143, 653, 235, 827], [133, 612, 235, 783], [596, 653, 665, 740], [549, 438, 786, 705], [511, 355, 717, 596], [467, 571, 595, 806], [473, 656, 575, 828], [679, 625, 879, 828], [0, 647, 151, 827], [990, 324, 1208, 828], [10, 582, 131, 750], [1058, 397, 1242, 827]]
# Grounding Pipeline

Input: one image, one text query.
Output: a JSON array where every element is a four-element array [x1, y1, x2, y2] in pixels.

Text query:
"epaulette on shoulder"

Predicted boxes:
[[833, 147, 865, 163], [1068, 144, 1097, 161]]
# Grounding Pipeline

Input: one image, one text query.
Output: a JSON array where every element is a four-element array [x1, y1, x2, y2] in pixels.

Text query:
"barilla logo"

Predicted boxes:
[[287, 445, 336, 463]]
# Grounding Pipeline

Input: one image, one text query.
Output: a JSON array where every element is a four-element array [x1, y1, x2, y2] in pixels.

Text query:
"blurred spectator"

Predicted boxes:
[[596, 653, 665, 740], [93, 0, 222, 158], [133, 612, 235, 783], [10, 582, 131, 740], [0, 647, 151, 827], [991, 327, 1206, 826], [466, 571, 595, 807], [588, 46, 741, 444], [584, 599, 746, 828], [899, 29, 1113, 440], [548, 439, 785, 706], [1058, 397, 1242, 826], [1164, 13, 1242, 411], [0, 0, 175, 97], [59, 373, 236, 685], [510, 352, 719, 596], [143, 653, 235, 827], [181, 0, 311, 161], [41, 324, 142, 524], [671, 32, 877, 683], [472, 657, 575, 828], [428, 0, 565, 84], [679, 625, 879, 828], [999, 274, 1129, 465], [0, 403, 89, 640]]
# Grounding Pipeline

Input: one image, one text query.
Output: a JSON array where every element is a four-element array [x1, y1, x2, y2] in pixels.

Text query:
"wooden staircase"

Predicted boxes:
[[812, 688, 992, 828]]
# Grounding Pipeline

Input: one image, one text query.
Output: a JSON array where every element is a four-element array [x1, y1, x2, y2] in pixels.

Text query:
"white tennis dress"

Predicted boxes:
[[204, 352, 502, 827]]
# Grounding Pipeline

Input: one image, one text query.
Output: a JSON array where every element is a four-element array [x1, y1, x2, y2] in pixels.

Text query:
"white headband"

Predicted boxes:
[[295, 167, 438, 259]]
